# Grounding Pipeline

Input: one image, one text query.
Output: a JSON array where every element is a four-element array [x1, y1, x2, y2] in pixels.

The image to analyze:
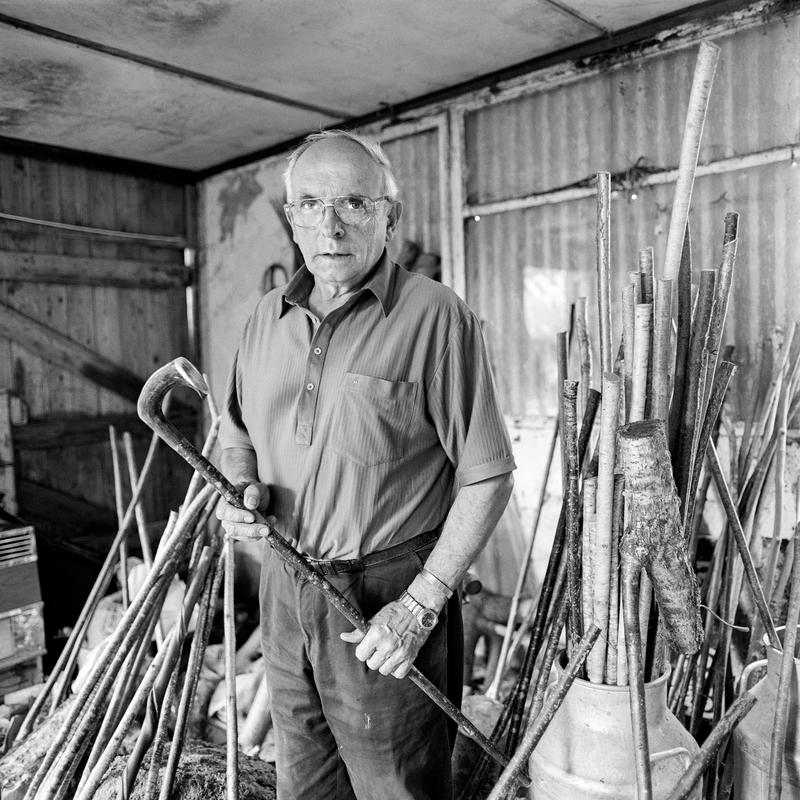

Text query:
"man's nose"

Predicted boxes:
[[319, 204, 344, 236]]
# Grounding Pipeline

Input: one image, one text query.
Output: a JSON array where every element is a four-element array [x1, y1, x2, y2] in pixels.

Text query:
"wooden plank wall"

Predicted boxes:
[[0, 149, 194, 547]]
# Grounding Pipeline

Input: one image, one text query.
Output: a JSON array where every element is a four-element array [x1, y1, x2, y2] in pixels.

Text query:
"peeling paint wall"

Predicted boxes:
[[199, 155, 296, 402]]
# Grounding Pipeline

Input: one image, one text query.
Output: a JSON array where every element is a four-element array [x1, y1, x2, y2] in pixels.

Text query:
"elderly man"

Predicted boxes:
[[217, 130, 515, 800]]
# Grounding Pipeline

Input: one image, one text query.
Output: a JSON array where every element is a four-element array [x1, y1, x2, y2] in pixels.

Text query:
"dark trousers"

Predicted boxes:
[[259, 533, 463, 800]]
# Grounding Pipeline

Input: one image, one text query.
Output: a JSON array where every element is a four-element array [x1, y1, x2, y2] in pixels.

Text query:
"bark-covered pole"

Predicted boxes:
[[617, 420, 703, 656], [576, 297, 593, 416], [596, 172, 613, 375], [621, 551, 652, 800], [587, 373, 622, 682], [767, 529, 800, 800], [652, 278, 673, 423], [563, 379, 583, 655]]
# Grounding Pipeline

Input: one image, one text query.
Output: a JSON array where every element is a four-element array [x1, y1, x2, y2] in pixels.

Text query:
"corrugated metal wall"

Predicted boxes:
[[464, 15, 800, 420], [382, 129, 442, 263]]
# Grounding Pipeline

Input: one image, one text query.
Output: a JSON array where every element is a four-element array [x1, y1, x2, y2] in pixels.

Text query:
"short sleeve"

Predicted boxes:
[[427, 312, 516, 485], [219, 348, 256, 451]]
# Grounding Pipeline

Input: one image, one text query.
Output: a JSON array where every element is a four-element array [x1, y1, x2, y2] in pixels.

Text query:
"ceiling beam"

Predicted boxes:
[[0, 12, 349, 120], [540, 0, 611, 36]]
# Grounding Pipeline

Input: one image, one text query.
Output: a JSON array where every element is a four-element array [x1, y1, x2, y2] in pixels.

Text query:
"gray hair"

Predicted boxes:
[[283, 130, 399, 200]]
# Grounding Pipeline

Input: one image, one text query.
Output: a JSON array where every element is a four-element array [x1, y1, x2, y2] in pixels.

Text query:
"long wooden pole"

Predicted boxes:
[[622, 555, 652, 800], [661, 41, 720, 283], [767, 542, 800, 799], [596, 172, 613, 375], [109, 425, 130, 609], [587, 373, 622, 682]]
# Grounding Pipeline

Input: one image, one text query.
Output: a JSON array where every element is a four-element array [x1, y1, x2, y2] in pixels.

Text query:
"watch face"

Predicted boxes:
[[419, 610, 437, 630]]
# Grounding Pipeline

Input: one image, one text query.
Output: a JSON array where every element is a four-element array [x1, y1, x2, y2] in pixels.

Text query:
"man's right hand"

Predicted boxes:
[[215, 481, 272, 541]]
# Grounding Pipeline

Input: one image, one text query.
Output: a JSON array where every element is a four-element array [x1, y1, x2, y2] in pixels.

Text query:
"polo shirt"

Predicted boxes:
[[220, 251, 516, 560]]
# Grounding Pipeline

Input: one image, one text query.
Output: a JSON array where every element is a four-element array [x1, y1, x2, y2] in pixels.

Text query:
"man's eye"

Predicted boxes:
[[343, 196, 366, 211], [298, 199, 319, 212]]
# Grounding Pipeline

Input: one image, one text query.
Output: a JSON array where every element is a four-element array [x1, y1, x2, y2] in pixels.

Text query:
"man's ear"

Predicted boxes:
[[385, 200, 403, 243], [284, 206, 299, 243]]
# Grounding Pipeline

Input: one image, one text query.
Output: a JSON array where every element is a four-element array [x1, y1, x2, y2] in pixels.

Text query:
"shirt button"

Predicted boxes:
[[313, 347, 322, 355], [306, 383, 314, 391]]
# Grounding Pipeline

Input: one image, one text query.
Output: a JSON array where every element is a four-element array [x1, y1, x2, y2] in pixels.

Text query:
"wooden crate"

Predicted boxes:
[[0, 657, 42, 698]]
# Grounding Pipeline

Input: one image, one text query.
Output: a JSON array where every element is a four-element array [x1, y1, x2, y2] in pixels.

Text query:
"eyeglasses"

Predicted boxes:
[[284, 195, 392, 228]]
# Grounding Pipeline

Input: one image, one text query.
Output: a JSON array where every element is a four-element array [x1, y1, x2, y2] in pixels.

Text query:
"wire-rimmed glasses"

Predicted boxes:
[[284, 195, 392, 228]]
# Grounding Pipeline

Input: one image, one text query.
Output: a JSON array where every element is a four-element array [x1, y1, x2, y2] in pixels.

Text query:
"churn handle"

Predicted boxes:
[[738, 659, 767, 695], [650, 746, 692, 770]]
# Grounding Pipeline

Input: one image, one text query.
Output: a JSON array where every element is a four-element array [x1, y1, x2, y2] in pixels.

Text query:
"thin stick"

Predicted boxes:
[[122, 431, 155, 568], [75, 545, 218, 800], [630, 304, 652, 423], [676, 269, 717, 507], [581, 477, 597, 659], [708, 441, 781, 651], [223, 538, 240, 800], [605, 477, 624, 683], [668, 227, 693, 460], [771, 515, 798, 614], [763, 380, 790, 604], [26, 487, 216, 800], [486, 624, 602, 800], [662, 41, 720, 283], [704, 213, 739, 385], [622, 555, 651, 800], [666, 692, 758, 800], [587, 373, 621, 682], [685, 362, 737, 542], [557, 331, 570, 499], [622, 283, 636, 419], [563, 380, 582, 657], [157, 548, 225, 800], [109, 425, 130, 608], [651, 279, 673, 423], [767, 542, 800, 798], [596, 172, 613, 375], [527, 590, 570, 724], [487, 411, 560, 699], [18, 428, 163, 737], [576, 297, 592, 414]]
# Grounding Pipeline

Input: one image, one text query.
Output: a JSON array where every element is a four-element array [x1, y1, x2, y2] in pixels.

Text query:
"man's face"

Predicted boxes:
[[285, 138, 400, 290]]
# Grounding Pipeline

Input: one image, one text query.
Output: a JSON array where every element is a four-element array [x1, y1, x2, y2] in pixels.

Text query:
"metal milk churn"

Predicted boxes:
[[529, 661, 700, 799], [733, 625, 800, 799]]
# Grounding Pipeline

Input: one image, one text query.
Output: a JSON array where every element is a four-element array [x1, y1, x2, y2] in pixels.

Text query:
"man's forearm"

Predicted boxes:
[[408, 471, 514, 613], [220, 446, 259, 486]]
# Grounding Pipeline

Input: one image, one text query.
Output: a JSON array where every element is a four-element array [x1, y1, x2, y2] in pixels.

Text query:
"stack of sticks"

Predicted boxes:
[[667, 324, 800, 798], [0, 393, 248, 800], [479, 39, 800, 800]]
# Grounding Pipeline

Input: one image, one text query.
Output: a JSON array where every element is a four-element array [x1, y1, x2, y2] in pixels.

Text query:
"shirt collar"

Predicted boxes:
[[279, 250, 396, 318]]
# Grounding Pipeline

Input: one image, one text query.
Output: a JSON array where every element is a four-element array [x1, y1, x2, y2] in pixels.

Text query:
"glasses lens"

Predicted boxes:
[[332, 196, 371, 225], [292, 198, 324, 227]]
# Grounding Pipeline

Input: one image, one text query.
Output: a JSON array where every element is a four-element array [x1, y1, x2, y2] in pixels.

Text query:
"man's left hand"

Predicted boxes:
[[340, 602, 430, 679]]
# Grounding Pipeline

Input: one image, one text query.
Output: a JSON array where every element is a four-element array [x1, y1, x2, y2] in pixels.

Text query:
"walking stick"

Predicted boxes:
[[137, 357, 518, 779]]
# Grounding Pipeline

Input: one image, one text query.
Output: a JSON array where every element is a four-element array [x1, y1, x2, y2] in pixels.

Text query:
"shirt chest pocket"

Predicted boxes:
[[332, 373, 419, 467]]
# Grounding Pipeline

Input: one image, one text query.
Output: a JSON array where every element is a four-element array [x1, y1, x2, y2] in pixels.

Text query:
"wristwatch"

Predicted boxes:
[[398, 591, 438, 630]]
